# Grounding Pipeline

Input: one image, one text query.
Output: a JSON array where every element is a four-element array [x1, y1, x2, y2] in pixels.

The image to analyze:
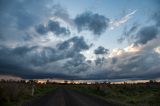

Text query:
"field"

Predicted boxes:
[[70, 82, 160, 106], [0, 80, 160, 106], [0, 80, 57, 106]]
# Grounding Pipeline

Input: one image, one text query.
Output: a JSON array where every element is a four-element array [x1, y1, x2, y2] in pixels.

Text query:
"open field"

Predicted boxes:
[[0, 80, 160, 106], [22, 87, 116, 106], [70, 82, 160, 106], [0, 80, 57, 106]]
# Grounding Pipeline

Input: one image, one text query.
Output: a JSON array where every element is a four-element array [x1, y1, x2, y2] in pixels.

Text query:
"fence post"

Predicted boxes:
[[31, 85, 35, 96]]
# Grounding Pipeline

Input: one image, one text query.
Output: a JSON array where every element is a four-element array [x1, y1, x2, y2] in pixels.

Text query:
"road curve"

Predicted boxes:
[[22, 87, 119, 106]]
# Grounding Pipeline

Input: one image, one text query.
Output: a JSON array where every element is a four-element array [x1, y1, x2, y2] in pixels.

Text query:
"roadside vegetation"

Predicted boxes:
[[0, 80, 57, 106], [71, 80, 160, 106], [0, 79, 160, 106]]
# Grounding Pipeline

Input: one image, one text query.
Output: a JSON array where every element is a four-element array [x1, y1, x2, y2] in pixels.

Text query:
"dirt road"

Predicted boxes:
[[22, 87, 118, 106]]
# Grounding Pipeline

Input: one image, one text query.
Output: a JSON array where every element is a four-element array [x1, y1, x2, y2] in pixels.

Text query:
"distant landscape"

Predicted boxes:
[[0, 79, 160, 106]]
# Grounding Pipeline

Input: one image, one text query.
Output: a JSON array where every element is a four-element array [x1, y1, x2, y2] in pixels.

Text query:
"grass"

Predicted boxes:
[[34, 84, 57, 96], [70, 83, 160, 106], [0, 82, 31, 106], [0, 81, 57, 106], [0, 80, 160, 106]]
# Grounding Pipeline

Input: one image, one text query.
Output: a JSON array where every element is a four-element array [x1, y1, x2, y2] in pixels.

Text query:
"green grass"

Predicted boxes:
[[1, 81, 160, 106], [71, 84, 160, 106], [0, 82, 57, 106], [34, 84, 57, 96], [0, 82, 31, 106]]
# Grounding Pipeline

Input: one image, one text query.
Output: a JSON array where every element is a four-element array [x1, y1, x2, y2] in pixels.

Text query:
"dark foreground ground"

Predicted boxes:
[[1, 81, 160, 106], [22, 87, 117, 106]]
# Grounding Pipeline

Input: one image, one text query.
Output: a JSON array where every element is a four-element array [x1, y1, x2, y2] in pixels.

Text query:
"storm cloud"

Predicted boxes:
[[94, 46, 109, 55], [119, 22, 159, 45], [63, 53, 90, 74], [0, 0, 73, 44], [0, 35, 92, 78], [0, 0, 160, 80], [118, 23, 139, 43], [36, 20, 70, 36], [153, 11, 160, 27], [48, 20, 70, 36], [35, 24, 48, 35], [0, 0, 54, 30], [74, 12, 109, 35], [57, 36, 90, 52], [135, 26, 158, 44]]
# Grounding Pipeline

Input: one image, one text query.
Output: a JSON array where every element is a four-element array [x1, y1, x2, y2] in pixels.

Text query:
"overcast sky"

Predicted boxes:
[[0, 0, 160, 80]]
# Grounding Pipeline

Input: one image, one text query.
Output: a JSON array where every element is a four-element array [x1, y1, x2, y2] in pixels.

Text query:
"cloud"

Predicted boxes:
[[152, 11, 160, 27], [36, 20, 70, 36], [0, 0, 53, 30], [0, 0, 73, 46], [63, 53, 90, 74], [111, 10, 137, 29], [89, 42, 160, 80], [135, 26, 158, 44], [94, 57, 106, 66], [0, 36, 92, 78], [35, 24, 48, 35], [154, 47, 160, 54], [94, 46, 109, 55], [119, 10, 160, 45], [48, 20, 70, 36], [0, 46, 56, 67], [0, 0, 160, 80], [0, 42, 160, 80], [52, 4, 74, 26], [74, 12, 109, 35], [118, 23, 139, 43], [111, 51, 160, 80], [57, 36, 91, 52]]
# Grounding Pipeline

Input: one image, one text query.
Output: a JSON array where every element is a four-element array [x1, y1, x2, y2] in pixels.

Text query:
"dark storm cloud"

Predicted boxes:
[[0, 0, 160, 80], [0, 46, 52, 75], [152, 11, 160, 27], [0, 0, 53, 30], [118, 23, 139, 43], [52, 4, 74, 26], [35, 20, 70, 36], [0, 46, 62, 77], [63, 53, 90, 74], [0, 36, 92, 78], [57, 36, 90, 52], [119, 24, 159, 45], [95, 57, 106, 66], [74, 12, 109, 35], [53, 36, 91, 62], [0, 46, 49, 66], [135, 26, 158, 44], [111, 57, 118, 64], [111, 52, 160, 80], [88, 50, 160, 80], [67, 54, 86, 67], [48, 20, 70, 36], [0, 36, 91, 67], [0, 0, 72, 42], [94, 46, 109, 54], [0, 46, 38, 77], [35, 24, 48, 35], [0, 60, 79, 80], [119, 8, 160, 45], [1, 43, 160, 80]]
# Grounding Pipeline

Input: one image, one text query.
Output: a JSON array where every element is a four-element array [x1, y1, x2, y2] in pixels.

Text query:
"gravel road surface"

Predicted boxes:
[[22, 87, 119, 106]]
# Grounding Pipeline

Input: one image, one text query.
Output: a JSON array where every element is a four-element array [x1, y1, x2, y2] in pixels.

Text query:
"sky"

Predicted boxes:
[[0, 0, 160, 80]]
